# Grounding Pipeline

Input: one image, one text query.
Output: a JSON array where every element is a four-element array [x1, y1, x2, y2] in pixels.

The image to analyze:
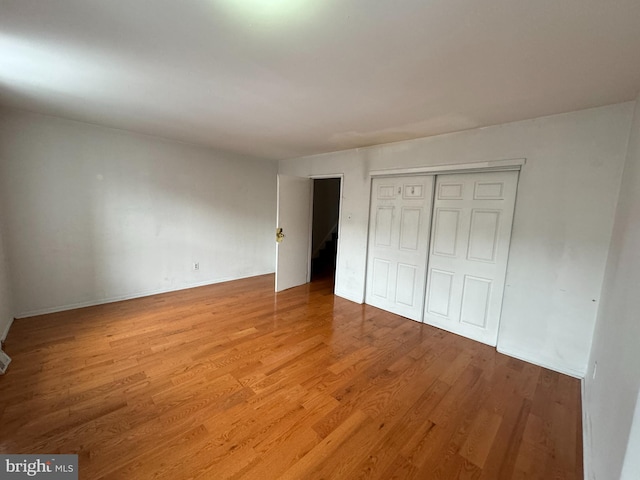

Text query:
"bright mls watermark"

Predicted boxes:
[[1, 455, 77, 479]]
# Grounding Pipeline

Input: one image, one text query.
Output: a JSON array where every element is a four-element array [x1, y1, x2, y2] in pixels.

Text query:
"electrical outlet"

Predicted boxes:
[[193, 262, 200, 271]]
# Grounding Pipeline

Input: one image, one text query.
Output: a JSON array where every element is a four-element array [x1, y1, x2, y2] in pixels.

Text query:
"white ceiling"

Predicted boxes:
[[1, 0, 640, 160]]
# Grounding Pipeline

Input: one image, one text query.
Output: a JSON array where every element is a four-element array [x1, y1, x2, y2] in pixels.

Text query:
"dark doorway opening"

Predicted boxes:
[[311, 178, 340, 284]]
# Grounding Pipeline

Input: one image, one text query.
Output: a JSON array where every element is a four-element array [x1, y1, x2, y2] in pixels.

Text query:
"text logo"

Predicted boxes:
[[1, 455, 77, 479]]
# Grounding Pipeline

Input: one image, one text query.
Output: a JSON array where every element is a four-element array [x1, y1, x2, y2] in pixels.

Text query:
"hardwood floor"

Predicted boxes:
[[0, 274, 583, 479]]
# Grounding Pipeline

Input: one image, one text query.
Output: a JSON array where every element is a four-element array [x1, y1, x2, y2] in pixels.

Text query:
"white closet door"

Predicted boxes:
[[365, 176, 434, 321], [423, 171, 518, 345]]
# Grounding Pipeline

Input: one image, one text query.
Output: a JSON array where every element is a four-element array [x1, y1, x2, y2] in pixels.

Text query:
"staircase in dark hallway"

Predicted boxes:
[[311, 230, 337, 282]]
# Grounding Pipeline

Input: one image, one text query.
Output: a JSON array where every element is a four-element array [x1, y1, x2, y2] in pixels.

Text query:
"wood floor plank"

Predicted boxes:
[[459, 408, 503, 468], [478, 398, 532, 480], [0, 273, 583, 479]]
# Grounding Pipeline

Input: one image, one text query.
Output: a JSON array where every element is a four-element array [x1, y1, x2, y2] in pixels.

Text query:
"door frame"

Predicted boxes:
[[309, 174, 344, 289], [369, 158, 525, 177]]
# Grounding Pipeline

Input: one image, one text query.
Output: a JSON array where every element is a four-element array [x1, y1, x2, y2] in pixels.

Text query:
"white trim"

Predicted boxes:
[[1, 317, 13, 343], [497, 345, 585, 378], [306, 179, 314, 283], [16, 271, 275, 319], [309, 173, 345, 180], [369, 158, 526, 177]]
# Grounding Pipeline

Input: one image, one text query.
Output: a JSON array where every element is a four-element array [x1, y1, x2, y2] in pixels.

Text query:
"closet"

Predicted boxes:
[[365, 170, 518, 346]]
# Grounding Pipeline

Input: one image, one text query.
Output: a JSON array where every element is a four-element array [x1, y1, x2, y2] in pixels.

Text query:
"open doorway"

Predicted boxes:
[[310, 178, 341, 285]]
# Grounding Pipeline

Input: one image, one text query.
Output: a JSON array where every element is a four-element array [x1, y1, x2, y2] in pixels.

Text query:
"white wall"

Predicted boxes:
[[0, 109, 277, 317], [280, 103, 634, 376], [0, 198, 14, 341], [584, 95, 640, 480]]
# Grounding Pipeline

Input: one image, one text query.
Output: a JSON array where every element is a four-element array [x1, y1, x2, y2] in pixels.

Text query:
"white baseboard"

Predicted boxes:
[[16, 271, 275, 319], [1, 317, 13, 343], [496, 345, 586, 379]]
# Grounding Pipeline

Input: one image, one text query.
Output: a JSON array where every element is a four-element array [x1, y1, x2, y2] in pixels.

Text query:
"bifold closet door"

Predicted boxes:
[[365, 176, 434, 321], [423, 171, 518, 346]]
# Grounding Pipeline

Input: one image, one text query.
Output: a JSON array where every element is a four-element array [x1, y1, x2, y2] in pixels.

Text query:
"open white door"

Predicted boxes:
[[275, 174, 312, 292]]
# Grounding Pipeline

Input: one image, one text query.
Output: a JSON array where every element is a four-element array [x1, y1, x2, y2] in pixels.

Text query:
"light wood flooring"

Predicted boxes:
[[0, 274, 583, 479]]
